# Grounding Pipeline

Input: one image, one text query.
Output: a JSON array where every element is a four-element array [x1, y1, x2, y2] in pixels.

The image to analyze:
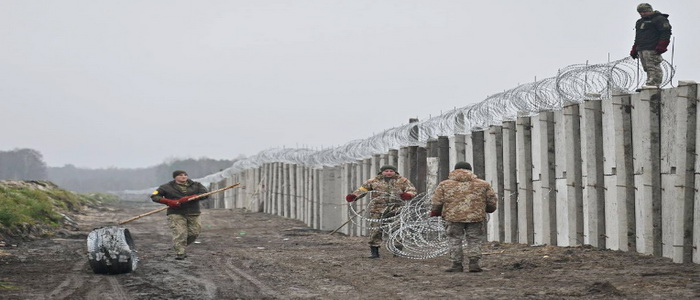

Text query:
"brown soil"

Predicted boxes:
[[0, 200, 698, 299]]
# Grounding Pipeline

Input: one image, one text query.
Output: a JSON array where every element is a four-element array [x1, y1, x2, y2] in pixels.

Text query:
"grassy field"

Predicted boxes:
[[0, 180, 117, 234]]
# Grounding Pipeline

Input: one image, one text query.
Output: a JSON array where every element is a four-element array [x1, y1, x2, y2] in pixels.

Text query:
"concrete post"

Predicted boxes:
[[669, 82, 697, 263], [272, 162, 280, 216], [320, 166, 342, 231], [438, 136, 450, 182], [516, 116, 534, 244], [314, 168, 322, 229], [283, 164, 291, 217], [389, 149, 399, 168], [583, 100, 606, 248], [454, 134, 467, 163], [632, 88, 663, 256], [426, 157, 439, 192], [416, 146, 428, 193], [399, 147, 409, 178], [465, 133, 474, 165], [290, 164, 298, 219], [472, 131, 486, 180], [484, 125, 503, 242], [502, 121, 517, 243]]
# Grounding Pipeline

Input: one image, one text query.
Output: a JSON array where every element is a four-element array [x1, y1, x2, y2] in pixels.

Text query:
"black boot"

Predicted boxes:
[[368, 246, 380, 258], [444, 261, 463, 272], [468, 257, 482, 272]]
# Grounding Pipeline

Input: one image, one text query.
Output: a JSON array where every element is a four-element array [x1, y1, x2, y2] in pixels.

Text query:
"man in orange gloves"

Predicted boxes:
[[151, 170, 209, 260]]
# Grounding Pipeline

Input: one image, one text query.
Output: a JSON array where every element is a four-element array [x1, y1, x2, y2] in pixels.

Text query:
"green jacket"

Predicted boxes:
[[151, 179, 209, 215], [634, 11, 671, 50]]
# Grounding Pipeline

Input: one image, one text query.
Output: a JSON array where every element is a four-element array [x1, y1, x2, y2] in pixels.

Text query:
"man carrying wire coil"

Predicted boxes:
[[346, 165, 417, 258], [429, 162, 497, 272]]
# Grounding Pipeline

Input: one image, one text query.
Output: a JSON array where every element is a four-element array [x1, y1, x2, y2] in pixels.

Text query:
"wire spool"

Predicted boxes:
[[86, 226, 139, 274]]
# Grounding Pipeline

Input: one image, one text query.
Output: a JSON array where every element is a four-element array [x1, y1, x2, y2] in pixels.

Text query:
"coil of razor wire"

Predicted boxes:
[[347, 190, 491, 259]]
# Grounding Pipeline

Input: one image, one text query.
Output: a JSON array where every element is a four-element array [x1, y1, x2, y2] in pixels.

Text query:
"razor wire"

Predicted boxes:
[[347, 190, 491, 259], [120, 57, 673, 258], [191, 56, 674, 186]]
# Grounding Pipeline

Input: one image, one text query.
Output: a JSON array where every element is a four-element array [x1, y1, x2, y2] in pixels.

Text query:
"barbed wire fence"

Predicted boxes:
[[122, 57, 674, 257], [196, 56, 673, 185]]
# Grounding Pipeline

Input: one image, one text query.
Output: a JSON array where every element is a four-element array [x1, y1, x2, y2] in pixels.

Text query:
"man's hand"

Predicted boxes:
[[400, 193, 413, 200], [429, 210, 441, 217], [655, 40, 669, 54], [346, 194, 357, 202], [630, 44, 638, 59], [177, 194, 199, 204], [158, 198, 181, 208]]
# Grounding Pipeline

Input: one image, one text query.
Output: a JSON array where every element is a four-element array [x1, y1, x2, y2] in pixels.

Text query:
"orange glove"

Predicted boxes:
[[655, 40, 669, 54], [158, 198, 180, 208], [177, 194, 199, 204], [400, 193, 413, 200]]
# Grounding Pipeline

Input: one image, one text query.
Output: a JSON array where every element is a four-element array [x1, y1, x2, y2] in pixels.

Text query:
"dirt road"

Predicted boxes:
[[0, 201, 698, 299]]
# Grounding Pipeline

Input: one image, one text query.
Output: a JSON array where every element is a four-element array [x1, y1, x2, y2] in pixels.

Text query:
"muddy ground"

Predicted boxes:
[[0, 200, 698, 300]]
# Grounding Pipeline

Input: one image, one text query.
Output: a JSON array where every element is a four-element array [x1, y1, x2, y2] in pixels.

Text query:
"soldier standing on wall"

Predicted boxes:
[[629, 3, 672, 89], [151, 170, 209, 260], [429, 162, 497, 272], [346, 165, 417, 258]]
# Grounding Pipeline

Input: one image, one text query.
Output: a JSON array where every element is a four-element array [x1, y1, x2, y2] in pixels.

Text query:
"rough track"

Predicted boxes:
[[0, 201, 698, 299]]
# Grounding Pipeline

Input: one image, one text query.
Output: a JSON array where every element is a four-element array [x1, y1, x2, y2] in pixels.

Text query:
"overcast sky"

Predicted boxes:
[[2, 0, 699, 169]]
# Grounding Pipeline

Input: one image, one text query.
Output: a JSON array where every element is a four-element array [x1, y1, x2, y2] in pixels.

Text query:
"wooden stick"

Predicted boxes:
[[329, 208, 364, 235], [118, 183, 241, 225]]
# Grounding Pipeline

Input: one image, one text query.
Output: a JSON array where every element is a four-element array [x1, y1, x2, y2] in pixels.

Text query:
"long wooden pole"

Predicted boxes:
[[329, 208, 364, 235], [118, 183, 241, 225]]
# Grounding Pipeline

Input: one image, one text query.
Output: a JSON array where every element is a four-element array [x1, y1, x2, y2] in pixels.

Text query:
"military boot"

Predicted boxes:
[[444, 262, 463, 272], [468, 257, 482, 272], [368, 246, 380, 258]]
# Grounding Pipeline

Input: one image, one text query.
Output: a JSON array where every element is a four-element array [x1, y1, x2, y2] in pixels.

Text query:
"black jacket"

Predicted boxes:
[[634, 11, 672, 50], [151, 179, 209, 215]]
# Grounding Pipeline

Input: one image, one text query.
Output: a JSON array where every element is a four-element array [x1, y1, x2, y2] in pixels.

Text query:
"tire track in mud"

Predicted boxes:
[[47, 259, 85, 299], [46, 248, 130, 300], [200, 256, 285, 299]]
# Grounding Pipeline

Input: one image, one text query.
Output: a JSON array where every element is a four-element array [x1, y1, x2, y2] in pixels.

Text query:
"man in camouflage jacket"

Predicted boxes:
[[151, 170, 209, 260], [430, 162, 497, 272], [346, 165, 417, 258]]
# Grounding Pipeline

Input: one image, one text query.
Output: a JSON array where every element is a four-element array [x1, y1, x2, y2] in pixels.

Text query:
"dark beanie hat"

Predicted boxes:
[[454, 162, 472, 171], [637, 3, 653, 12], [380, 165, 397, 172], [378, 165, 399, 175], [172, 170, 188, 178]]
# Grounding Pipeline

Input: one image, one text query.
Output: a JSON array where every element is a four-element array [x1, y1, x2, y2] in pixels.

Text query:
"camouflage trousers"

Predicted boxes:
[[639, 50, 663, 86], [445, 221, 484, 264], [367, 208, 401, 247], [167, 214, 201, 255]]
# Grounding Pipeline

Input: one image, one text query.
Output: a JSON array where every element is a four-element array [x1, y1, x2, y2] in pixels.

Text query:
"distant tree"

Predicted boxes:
[[0, 148, 48, 180], [47, 157, 235, 193]]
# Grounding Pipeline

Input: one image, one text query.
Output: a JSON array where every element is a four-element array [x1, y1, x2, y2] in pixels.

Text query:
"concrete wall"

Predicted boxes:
[[212, 83, 699, 264]]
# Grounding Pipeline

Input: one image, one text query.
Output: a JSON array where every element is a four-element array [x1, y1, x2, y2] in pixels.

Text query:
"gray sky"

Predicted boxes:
[[2, 0, 699, 169]]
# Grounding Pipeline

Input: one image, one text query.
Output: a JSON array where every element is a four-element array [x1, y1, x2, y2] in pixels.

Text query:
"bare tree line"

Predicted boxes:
[[0, 148, 235, 193]]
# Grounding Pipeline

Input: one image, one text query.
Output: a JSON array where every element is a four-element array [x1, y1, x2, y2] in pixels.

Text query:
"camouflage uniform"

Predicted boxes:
[[167, 214, 201, 256], [151, 179, 209, 256], [632, 8, 672, 86], [431, 169, 497, 266], [350, 174, 417, 247]]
